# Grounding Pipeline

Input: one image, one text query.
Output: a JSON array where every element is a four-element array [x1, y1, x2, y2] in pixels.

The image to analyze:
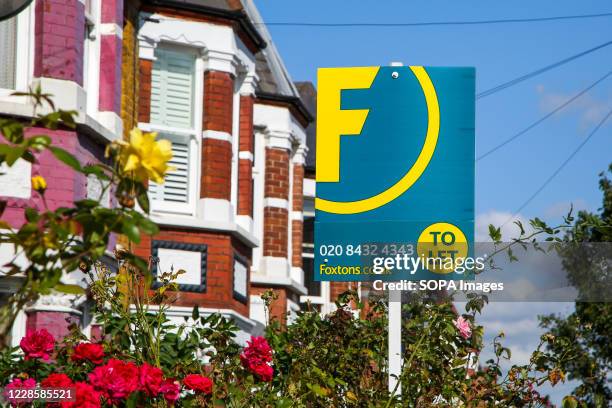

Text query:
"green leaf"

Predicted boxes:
[[192, 305, 199, 320], [121, 222, 141, 244], [562, 396, 578, 408], [49, 146, 82, 171], [139, 217, 158, 235], [4, 146, 25, 166], [137, 189, 150, 214], [488, 224, 502, 243], [54, 283, 85, 295], [27, 135, 52, 150]]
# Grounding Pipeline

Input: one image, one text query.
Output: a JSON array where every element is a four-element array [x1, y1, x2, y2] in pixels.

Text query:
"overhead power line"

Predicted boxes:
[[477, 39, 612, 99], [259, 12, 612, 27], [508, 106, 612, 220], [477, 69, 612, 161]]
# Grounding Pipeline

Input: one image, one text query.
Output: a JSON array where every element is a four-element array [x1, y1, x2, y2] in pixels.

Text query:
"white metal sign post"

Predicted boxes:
[[387, 60, 404, 399]]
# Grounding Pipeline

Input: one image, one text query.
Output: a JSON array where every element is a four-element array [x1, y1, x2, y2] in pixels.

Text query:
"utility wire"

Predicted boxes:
[[258, 12, 612, 27], [507, 106, 612, 223], [477, 69, 612, 161], [477, 39, 612, 99]]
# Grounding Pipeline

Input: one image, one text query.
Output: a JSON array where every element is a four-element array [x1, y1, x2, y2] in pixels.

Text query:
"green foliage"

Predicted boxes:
[[0, 87, 162, 342], [540, 164, 612, 407]]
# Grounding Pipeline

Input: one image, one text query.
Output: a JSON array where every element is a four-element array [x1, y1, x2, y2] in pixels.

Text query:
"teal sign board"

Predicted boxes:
[[314, 66, 475, 281]]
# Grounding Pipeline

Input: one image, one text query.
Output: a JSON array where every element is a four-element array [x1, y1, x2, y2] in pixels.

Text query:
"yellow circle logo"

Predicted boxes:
[[417, 222, 468, 274], [315, 66, 440, 214]]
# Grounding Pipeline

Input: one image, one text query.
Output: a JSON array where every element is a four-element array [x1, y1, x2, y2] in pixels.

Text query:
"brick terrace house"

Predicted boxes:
[[0, 0, 348, 345]]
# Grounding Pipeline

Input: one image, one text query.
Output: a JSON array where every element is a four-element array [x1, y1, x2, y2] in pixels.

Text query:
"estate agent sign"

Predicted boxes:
[[315, 66, 475, 281]]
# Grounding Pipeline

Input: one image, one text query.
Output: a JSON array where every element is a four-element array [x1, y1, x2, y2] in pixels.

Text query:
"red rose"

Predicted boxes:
[[252, 363, 273, 382], [41, 373, 73, 388], [240, 336, 274, 382], [40, 373, 73, 408], [159, 379, 180, 404], [4, 378, 36, 406], [20, 329, 55, 361], [138, 363, 163, 396], [71, 343, 105, 365], [61, 382, 102, 408], [183, 374, 213, 395], [88, 359, 139, 402]]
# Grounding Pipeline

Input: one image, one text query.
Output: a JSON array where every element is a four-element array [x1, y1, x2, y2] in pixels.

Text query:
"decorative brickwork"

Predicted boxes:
[[201, 139, 232, 200], [203, 71, 234, 133], [137, 59, 152, 123], [34, 0, 85, 85], [133, 228, 251, 317], [120, 0, 140, 138]]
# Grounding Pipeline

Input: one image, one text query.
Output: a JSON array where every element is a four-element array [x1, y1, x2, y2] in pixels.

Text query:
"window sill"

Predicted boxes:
[[149, 212, 260, 248], [0, 78, 121, 143]]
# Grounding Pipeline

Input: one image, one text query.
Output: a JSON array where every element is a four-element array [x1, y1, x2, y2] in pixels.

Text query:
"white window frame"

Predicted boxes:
[[83, 0, 101, 116], [0, 4, 35, 98], [142, 43, 203, 217], [230, 76, 242, 215], [251, 128, 266, 273]]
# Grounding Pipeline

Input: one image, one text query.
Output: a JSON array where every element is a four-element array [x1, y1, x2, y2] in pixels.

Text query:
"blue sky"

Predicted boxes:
[[256, 0, 611, 404], [257, 0, 611, 226]]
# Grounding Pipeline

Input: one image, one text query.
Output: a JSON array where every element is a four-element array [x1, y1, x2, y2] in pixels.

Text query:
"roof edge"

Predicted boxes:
[[143, 0, 267, 51], [255, 91, 314, 127]]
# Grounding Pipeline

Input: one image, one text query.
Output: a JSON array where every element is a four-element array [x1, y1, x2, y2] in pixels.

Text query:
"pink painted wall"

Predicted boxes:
[[26, 310, 80, 343], [34, 0, 86, 85], [99, 35, 123, 114], [1, 127, 105, 229]]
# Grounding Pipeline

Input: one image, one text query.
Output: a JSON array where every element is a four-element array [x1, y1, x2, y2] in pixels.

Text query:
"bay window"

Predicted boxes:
[[0, 4, 33, 96], [0, 16, 17, 90], [148, 45, 200, 215]]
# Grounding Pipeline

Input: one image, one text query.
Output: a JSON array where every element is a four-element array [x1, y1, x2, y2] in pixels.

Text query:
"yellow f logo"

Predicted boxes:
[[315, 66, 441, 214], [316, 67, 379, 182]]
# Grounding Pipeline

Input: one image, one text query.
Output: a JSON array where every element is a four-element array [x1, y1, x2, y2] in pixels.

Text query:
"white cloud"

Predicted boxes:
[[536, 84, 612, 130], [544, 198, 588, 218], [475, 211, 533, 242]]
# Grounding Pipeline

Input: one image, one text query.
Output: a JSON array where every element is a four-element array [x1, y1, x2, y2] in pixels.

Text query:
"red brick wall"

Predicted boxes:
[[263, 207, 288, 258], [237, 159, 253, 216], [134, 227, 250, 317], [330, 282, 352, 302], [34, 0, 85, 85], [251, 287, 287, 326], [138, 59, 152, 123], [292, 164, 304, 211], [237, 95, 254, 216], [264, 149, 289, 199], [201, 139, 232, 200], [291, 163, 304, 267], [203, 71, 234, 133], [238, 96, 254, 152], [291, 220, 303, 268]]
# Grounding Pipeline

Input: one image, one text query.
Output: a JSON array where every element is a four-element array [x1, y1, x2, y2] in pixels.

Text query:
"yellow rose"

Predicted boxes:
[[119, 128, 174, 184], [31, 175, 47, 192]]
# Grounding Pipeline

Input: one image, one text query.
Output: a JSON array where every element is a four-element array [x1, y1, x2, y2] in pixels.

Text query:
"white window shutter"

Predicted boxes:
[[149, 137, 190, 203], [150, 48, 195, 129], [0, 16, 17, 89]]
